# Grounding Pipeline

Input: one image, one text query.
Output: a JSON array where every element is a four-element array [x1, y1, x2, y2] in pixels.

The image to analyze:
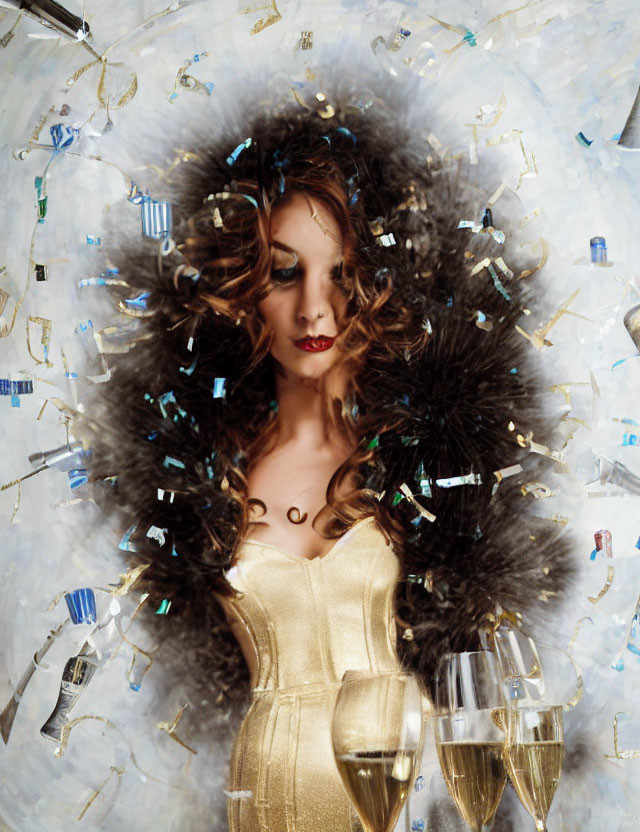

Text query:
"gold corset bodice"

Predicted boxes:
[[223, 516, 401, 691], [221, 516, 403, 831]]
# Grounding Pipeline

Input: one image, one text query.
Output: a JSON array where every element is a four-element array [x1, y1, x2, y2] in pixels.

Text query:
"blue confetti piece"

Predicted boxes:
[[171, 544, 180, 557], [163, 456, 186, 469], [510, 367, 518, 374], [85, 234, 101, 245], [487, 263, 511, 301], [180, 356, 198, 376], [124, 291, 150, 310], [335, 126, 357, 144], [612, 657, 625, 671], [576, 131, 593, 147], [590, 549, 597, 561], [50, 124, 79, 149], [477, 310, 486, 322], [68, 469, 88, 489], [129, 682, 141, 692], [635, 536, 640, 550], [463, 30, 477, 46], [411, 821, 425, 832], [119, 524, 138, 552], [65, 588, 97, 625], [141, 199, 172, 239], [622, 418, 640, 426], [148, 431, 158, 440], [226, 137, 252, 166], [623, 433, 638, 446], [156, 599, 171, 615], [414, 775, 425, 792], [11, 395, 20, 407], [213, 377, 227, 399]]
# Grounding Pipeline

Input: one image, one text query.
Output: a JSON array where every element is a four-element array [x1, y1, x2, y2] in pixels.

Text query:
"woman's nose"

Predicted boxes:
[[296, 273, 331, 325]]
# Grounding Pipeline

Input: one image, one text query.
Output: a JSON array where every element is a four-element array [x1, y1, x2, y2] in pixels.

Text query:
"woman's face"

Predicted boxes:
[[258, 191, 347, 382]]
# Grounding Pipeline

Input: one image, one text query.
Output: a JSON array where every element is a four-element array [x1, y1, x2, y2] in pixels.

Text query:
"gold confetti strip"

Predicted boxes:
[[520, 482, 555, 499], [399, 483, 437, 522], [515, 289, 591, 349], [486, 128, 521, 147], [538, 589, 557, 603], [549, 383, 573, 406], [465, 94, 508, 132], [588, 566, 615, 604], [493, 463, 523, 483], [545, 514, 569, 527], [112, 563, 150, 597], [77, 766, 125, 821], [518, 207, 542, 229], [10, 481, 21, 523], [50, 496, 93, 509], [517, 238, 548, 279], [291, 87, 310, 110], [515, 133, 538, 190], [564, 665, 584, 710], [241, 0, 282, 35], [1, 222, 38, 338], [56, 713, 187, 791], [486, 181, 507, 206], [36, 397, 76, 422], [47, 590, 69, 612], [156, 704, 198, 755], [567, 616, 593, 652], [606, 712, 640, 760]]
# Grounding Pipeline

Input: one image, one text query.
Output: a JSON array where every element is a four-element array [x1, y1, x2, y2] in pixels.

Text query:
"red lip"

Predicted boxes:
[[293, 336, 335, 352]]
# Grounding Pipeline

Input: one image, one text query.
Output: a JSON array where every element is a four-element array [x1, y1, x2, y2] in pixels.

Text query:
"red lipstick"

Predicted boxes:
[[293, 336, 335, 352]]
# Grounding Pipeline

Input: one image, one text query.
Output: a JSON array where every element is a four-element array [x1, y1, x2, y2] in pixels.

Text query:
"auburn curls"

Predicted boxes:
[[178, 128, 429, 562]]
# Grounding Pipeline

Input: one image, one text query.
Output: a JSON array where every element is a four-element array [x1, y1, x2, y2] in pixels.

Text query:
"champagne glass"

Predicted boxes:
[[433, 651, 507, 832], [332, 670, 424, 832], [493, 626, 565, 832]]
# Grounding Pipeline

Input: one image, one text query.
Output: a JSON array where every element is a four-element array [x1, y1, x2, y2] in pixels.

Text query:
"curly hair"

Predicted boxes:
[[173, 122, 431, 558], [89, 100, 573, 711]]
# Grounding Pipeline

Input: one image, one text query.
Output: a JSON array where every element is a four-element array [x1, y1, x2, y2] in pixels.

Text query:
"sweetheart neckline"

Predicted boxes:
[[238, 516, 378, 564]]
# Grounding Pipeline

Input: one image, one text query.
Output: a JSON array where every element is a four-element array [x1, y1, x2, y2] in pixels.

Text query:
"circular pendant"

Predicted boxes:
[[287, 506, 308, 525]]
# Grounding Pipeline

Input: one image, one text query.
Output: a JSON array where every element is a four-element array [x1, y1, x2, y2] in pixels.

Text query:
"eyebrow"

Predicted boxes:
[[271, 240, 344, 266], [271, 240, 296, 253]]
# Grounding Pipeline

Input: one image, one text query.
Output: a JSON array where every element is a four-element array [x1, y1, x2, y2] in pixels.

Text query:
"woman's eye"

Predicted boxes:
[[270, 266, 299, 284]]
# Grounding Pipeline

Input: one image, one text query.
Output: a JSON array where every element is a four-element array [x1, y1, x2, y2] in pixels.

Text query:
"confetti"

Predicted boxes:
[[26, 315, 52, 366], [515, 289, 590, 350], [605, 713, 640, 760], [246, 0, 282, 35], [65, 589, 97, 625], [587, 566, 614, 605], [398, 483, 436, 522], [156, 704, 197, 754], [0, 620, 69, 744]]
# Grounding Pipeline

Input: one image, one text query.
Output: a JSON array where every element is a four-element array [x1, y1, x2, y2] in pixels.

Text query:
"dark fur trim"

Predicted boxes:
[[87, 99, 576, 715]]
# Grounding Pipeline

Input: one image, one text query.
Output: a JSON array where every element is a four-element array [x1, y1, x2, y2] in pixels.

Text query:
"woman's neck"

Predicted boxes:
[[273, 369, 351, 453]]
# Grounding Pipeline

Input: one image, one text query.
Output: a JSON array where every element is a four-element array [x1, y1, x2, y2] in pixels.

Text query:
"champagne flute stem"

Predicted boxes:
[[534, 822, 547, 832]]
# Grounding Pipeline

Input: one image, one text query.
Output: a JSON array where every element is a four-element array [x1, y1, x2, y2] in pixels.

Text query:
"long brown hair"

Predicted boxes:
[[179, 147, 428, 559]]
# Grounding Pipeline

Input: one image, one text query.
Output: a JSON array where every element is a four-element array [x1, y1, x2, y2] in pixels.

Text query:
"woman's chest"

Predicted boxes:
[[244, 445, 355, 560]]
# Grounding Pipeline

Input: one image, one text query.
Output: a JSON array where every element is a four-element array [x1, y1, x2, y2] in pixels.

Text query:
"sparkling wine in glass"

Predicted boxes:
[[332, 670, 424, 832], [505, 705, 564, 832], [433, 651, 508, 832], [494, 626, 566, 832]]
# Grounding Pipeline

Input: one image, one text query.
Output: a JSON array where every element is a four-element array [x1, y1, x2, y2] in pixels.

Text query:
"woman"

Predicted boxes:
[[91, 103, 574, 830]]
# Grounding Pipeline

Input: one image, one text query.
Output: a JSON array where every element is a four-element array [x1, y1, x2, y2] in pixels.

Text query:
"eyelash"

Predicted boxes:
[[270, 264, 344, 286]]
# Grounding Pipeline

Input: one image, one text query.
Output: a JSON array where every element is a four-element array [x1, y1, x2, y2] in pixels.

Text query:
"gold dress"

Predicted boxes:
[[221, 515, 403, 832]]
